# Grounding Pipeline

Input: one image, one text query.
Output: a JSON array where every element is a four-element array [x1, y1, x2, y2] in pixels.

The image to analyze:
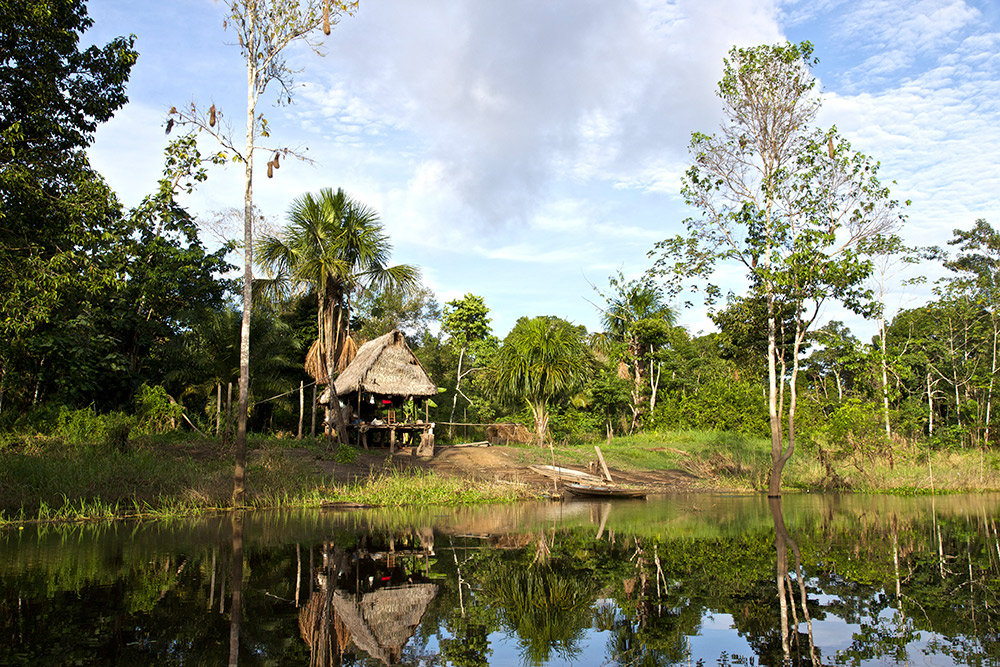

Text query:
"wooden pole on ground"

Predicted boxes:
[[595, 445, 613, 483], [216, 384, 222, 436]]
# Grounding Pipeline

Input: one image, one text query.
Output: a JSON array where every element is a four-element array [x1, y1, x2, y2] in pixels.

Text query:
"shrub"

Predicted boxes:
[[134, 384, 184, 435], [652, 379, 767, 436]]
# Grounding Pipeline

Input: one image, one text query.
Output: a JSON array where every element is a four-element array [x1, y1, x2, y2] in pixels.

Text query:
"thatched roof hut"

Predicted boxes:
[[320, 330, 436, 404]]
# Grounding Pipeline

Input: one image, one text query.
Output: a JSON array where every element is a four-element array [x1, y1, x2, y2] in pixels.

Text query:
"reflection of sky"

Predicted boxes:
[[451, 605, 969, 666], [689, 612, 757, 661]]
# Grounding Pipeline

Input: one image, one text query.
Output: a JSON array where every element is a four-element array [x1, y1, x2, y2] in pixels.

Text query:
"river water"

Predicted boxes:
[[2, 493, 999, 666]]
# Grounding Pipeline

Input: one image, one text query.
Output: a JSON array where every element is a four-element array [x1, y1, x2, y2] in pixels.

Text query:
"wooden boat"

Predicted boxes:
[[564, 484, 647, 499]]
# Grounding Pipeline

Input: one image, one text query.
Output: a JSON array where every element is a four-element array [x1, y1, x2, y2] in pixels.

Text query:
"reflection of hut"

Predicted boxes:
[[319, 330, 437, 453], [333, 584, 438, 664], [298, 535, 439, 666]]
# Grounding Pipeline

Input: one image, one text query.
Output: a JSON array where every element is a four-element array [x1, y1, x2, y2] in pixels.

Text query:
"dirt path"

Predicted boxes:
[[290, 443, 702, 494]]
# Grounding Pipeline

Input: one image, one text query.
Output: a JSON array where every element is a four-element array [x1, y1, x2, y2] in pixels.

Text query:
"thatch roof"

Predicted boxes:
[[331, 584, 438, 664], [305, 336, 359, 384], [328, 330, 437, 399]]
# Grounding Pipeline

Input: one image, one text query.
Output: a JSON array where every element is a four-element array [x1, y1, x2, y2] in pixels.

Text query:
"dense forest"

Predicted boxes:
[[2, 1, 998, 471]]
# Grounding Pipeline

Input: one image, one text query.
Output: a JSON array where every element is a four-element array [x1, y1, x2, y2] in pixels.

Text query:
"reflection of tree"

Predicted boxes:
[[770, 498, 819, 666], [476, 554, 597, 666], [440, 604, 493, 667], [228, 513, 244, 667], [7, 499, 1000, 665], [600, 601, 683, 667]]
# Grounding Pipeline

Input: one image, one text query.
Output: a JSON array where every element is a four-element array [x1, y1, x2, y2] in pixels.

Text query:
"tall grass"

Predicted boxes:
[[0, 433, 533, 525]]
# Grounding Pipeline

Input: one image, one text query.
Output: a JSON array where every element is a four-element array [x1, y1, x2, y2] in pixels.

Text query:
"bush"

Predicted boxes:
[[134, 384, 184, 435], [652, 379, 767, 436], [549, 407, 602, 445], [53, 406, 137, 452]]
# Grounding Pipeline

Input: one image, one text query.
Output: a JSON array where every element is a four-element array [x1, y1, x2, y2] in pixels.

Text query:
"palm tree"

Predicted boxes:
[[166, 308, 300, 436], [599, 276, 676, 432], [256, 187, 419, 441], [491, 316, 595, 446]]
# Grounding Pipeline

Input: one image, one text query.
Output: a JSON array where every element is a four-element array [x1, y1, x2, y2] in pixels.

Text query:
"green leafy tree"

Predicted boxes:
[[441, 294, 498, 437], [0, 0, 136, 411], [652, 42, 905, 496], [167, 307, 300, 433], [256, 187, 419, 443], [939, 219, 1000, 445], [803, 321, 862, 403], [351, 283, 441, 344], [597, 273, 676, 432], [490, 316, 595, 446]]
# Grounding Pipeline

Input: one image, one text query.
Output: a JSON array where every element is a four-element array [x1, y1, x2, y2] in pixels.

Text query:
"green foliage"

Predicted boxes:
[[256, 186, 419, 414], [490, 316, 596, 444], [0, 0, 137, 390], [442, 293, 494, 346], [55, 406, 116, 448], [651, 41, 905, 493], [352, 283, 441, 343], [652, 378, 768, 436], [334, 442, 359, 464], [133, 384, 183, 436], [491, 317, 595, 408], [548, 407, 602, 445]]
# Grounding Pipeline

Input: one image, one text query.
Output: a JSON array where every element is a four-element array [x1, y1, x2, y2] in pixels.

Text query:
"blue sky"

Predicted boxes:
[[84, 0, 1000, 340]]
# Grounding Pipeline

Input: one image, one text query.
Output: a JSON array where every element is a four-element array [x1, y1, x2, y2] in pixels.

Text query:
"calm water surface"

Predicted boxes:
[[2, 493, 1000, 666]]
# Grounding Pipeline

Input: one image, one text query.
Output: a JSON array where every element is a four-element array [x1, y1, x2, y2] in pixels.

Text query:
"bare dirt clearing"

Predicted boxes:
[[283, 443, 703, 494]]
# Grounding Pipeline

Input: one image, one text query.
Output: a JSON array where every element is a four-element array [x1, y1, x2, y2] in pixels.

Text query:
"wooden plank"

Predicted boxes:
[[594, 445, 613, 483], [529, 465, 605, 485]]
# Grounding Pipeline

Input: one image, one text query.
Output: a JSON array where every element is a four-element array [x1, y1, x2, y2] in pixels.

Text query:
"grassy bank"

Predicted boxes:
[[4, 427, 999, 525], [505, 429, 1000, 494], [0, 434, 531, 525]]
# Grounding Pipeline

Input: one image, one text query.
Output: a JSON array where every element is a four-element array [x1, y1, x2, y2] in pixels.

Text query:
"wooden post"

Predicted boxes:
[[226, 382, 233, 441], [297, 381, 304, 439], [595, 445, 613, 483], [216, 384, 222, 436], [390, 426, 397, 453], [310, 384, 317, 437]]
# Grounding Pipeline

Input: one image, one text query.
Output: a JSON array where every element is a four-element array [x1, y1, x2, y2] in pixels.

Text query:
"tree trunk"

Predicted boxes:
[[986, 322, 998, 445], [310, 383, 317, 437], [233, 5, 258, 507], [327, 299, 349, 445], [927, 372, 935, 437], [297, 380, 304, 439], [879, 315, 892, 441], [649, 355, 662, 415], [449, 346, 465, 440], [529, 400, 549, 447], [767, 290, 784, 497], [228, 513, 244, 667]]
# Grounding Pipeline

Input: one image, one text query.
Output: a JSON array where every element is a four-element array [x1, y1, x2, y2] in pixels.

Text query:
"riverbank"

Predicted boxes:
[[2, 429, 999, 524]]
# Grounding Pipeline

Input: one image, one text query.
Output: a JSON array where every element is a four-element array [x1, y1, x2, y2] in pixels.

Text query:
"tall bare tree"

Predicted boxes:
[[652, 42, 905, 496], [169, 0, 358, 505]]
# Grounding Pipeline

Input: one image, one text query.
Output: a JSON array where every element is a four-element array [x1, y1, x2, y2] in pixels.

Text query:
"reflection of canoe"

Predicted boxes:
[[564, 484, 647, 499], [529, 465, 605, 485]]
